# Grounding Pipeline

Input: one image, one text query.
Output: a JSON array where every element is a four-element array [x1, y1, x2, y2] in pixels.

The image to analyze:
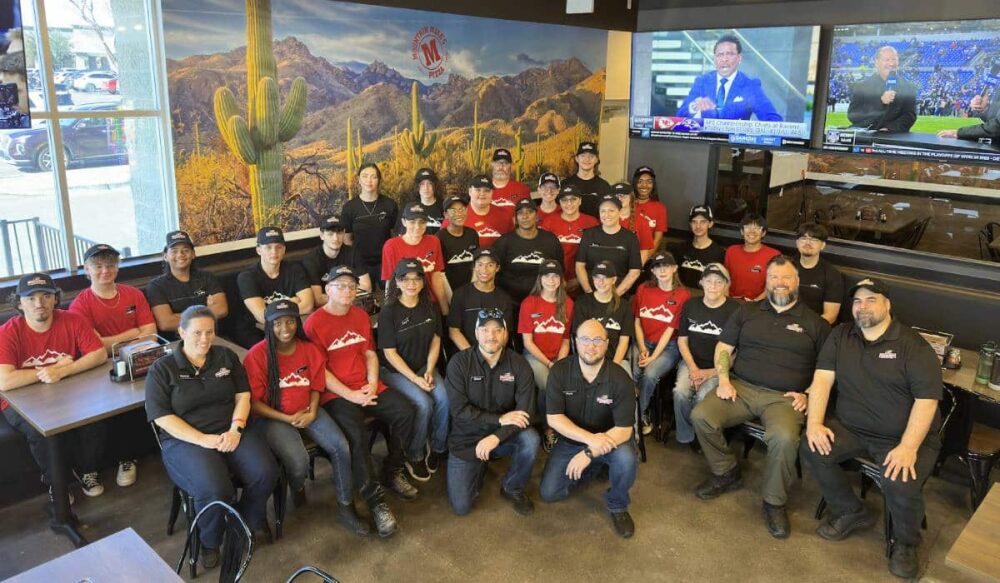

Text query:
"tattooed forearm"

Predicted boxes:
[[716, 350, 730, 376]]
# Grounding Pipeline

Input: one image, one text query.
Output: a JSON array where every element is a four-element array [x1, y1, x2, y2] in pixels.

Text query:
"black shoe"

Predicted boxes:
[[888, 544, 919, 579], [499, 486, 534, 516], [762, 502, 790, 539], [200, 547, 220, 569], [610, 510, 635, 539], [405, 457, 432, 482], [369, 501, 399, 538], [253, 524, 273, 545], [385, 469, 418, 501], [694, 466, 742, 500], [291, 486, 307, 509], [336, 502, 370, 537], [688, 439, 703, 455], [816, 507, 876, 541], [426, 450, 446, 474]]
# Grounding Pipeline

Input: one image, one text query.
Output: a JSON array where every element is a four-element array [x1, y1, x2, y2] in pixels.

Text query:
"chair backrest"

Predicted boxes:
[[286, 566, 340, 583], [176, 500, 255, 583]]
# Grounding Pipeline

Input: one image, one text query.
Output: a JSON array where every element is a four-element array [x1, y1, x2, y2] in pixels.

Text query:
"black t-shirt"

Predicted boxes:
[[377, 299, 442, 373], [492, 229, 563, 302], [145, 268, 224, 315], [398, 198, 444, 235], [676, 240, 727, 289], [145, 345, 249, 440], [436, 227, 479, 290], [678, 298, 739, 369], [447, 283, 516, 346], [546, 357, 636, 444], [562, 175, 612, 218], [575, 227, 642, 288], [818, 320, 942, 442], [236, 262, 311, 304], [571, 293, 634, 354], [340, 195, 399, 267], [719, 300, 830, 392], [796, 256, 844, 319], [300, 244, 367, 287]]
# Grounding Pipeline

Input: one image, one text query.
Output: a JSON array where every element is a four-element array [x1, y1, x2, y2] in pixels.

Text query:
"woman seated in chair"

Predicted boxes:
[[145, 305, 277, 568], [244, 301, 369, 536]]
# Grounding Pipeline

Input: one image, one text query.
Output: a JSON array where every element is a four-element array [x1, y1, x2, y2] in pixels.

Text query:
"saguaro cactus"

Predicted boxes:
[[398, 81, 437, 162], [513, 127, 525, 182], [466, 100, 486, 172], [346, 117, 365, 199], [213, 0, 308, 230]]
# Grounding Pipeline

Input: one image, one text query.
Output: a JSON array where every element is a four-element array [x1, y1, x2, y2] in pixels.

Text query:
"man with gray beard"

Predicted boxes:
[[691, 255, 830, 538]]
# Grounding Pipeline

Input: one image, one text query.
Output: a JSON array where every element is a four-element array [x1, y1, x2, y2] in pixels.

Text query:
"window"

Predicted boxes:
[[0, 0, 173, 282]]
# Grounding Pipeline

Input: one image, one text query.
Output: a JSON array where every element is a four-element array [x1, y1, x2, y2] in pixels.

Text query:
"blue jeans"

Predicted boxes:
[[539, 438, 638, 512], [160, 430, 277, 548], [632, 339, 681, 414], [447, 428, 540, 516], [382, 367, 450, 456], [672, 361, 720, 444], [252, 411, 353, 505]]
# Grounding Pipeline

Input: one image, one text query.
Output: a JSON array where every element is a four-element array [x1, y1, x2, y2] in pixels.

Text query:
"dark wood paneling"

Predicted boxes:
[[341, 0, 636, 30]]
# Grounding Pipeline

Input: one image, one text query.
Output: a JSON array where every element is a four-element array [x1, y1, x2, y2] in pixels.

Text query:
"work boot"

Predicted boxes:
[[762, 501, 790, 539], [694, 466, 742, 500], [888, 544, 919, 579], [817, 507, 876, 541]]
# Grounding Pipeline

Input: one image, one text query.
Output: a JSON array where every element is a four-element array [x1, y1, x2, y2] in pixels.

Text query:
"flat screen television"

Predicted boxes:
[[0, 0, 30, 129], [822, 18, 1000, 164], [630, 26, 820, 148]]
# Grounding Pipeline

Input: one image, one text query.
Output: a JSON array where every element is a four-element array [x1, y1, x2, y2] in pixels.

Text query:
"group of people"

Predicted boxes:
[[0, 149, 944, 579]]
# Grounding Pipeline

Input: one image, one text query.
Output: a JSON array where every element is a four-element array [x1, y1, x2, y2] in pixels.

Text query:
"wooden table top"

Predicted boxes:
[[943, 348, 1000, 404], [2, 338, 246, 438], [826, 213, 922, 235], [991, 237, 1000, 251], [2, 528, 182, 583], [947, 484, 1000, 581]]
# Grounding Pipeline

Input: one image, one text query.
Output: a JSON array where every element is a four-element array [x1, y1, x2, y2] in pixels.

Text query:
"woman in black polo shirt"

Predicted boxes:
[[145, 306, 277, 567], [570, 261, 633, 374]]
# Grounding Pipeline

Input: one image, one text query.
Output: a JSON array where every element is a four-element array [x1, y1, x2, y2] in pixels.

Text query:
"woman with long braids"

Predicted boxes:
[[244, 301, 368, 536], [632, 165, 668, 251]]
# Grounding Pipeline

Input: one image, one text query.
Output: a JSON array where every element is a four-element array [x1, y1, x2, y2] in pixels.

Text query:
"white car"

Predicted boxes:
[[72, 72, 117, 93]]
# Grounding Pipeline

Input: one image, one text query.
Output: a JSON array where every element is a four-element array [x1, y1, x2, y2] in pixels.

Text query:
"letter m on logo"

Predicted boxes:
[[421, 39, 441, 68]]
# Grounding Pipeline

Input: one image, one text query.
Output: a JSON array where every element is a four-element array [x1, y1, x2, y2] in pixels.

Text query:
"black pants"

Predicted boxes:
[[3, 406, 107, 486], [323, 389, 417, 502], [799, 417, 939, 546]]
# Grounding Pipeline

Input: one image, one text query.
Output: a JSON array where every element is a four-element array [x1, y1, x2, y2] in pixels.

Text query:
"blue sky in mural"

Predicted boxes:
[[163, 0, 608, 81]]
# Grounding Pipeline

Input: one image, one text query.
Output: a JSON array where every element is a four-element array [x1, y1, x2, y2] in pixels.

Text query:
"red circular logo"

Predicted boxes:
[[411, 26, 448, 79]]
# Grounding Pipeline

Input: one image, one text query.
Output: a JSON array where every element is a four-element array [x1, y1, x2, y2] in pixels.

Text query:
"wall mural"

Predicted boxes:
[[163, 0, 610, 243]]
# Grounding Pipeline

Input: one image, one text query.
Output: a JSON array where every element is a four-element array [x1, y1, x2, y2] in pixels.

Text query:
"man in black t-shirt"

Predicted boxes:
[[146, 231, 227, 340], [492, 198, 563, 303], [561, 142, 612, 218], [801, 278, 941, 579], [302, 215, 372, 306], [676, 205, 727, 289], [447, 248, 515, 350], [539, 318, 639, 539], [691, 255, 829, 539], [793, 223, 843, 325], [436, 196, 479, 294]]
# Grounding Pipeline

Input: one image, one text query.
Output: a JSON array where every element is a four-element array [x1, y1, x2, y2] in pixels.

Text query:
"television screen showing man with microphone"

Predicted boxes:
[[824, 18, 1000, 164]]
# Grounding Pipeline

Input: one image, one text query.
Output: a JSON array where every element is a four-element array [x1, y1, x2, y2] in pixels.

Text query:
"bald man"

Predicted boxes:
[[846, 46, 917, 133]]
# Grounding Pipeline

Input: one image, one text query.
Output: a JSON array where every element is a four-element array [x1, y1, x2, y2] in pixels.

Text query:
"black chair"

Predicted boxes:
[[978, 222, 1000, 262], [633, 387, 647, 463], [740, 421, 803, 479], [176, 500, 254, 583], [286, 565, 340, 583]]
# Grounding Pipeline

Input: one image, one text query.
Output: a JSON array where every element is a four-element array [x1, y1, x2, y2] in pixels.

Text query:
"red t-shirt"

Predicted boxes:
[[537, 204, 559, 224], [621, 214, 655, 251], [491, 180, 531, 209], [632, 285, 691, 344], [444, 206, 513, 248], [69, 285, 154, 338], [244, 338, 327, 415], [0, 310, 104, 410], [304, 306, 386, 403], [636, 200, 668, 234], [724, 244, 782, 300], [518, 295, 574, 361], [380, 235, 446, 299], [540, 213, 600, 279]]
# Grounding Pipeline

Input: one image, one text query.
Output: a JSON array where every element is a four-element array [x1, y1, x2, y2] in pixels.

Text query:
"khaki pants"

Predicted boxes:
[[691, 376, 804, 506]]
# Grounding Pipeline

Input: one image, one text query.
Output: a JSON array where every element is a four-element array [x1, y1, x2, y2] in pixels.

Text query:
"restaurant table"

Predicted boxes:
[[825, 213, 923, 241], [2, 528, 182, 583], [939, 348, 1000, 477], [946, 484, 1000, 581], [0, 338, 244, 548]]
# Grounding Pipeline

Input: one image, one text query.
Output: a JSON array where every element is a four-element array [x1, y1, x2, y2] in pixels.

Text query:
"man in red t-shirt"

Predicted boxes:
[[539, 184, 599, 290], [304, 266, 423, 536], [724, 214, 781, 301], [456, 174, 514, 248], [0, 273, 109, 499], [490, 148, 530, 209]]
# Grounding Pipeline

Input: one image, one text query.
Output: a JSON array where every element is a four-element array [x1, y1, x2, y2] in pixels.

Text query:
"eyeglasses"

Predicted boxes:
[[576, 336, 608, 347]]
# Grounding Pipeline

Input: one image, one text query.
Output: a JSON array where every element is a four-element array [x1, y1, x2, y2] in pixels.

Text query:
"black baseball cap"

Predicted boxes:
[[401, 203, 429, 221], [16, 273, 58, 297], [538, 259, 562, 277], [444, 195, 469, 210], [257, 227, 285, 246], [393, 258, 423, 279], [475, 307, 507, 329], [849, 277, 891, 300], [597, 193, 622, 209], [576, 141, 598, 156], [689, 205, 714, 221], [592, 261, 617, 278], [633, 165, 656, 178], [325, 265, 359, 284], [473, 247, 498, 263], [414, 167, 437, 184], [648, 251, 676, 269], [165, 231, 194, 249], [514, 198, 537, 215], [264, 300, 299, 322], [557, 184, 582, 201], [83, 244, 120, 262], [319, 215, 346, 231], [538, 172, 560, 188], [469, 174, 493, 189], [612, 182, 634, 197], [701, 263, 730, 283], [492, 148, 513, 163]]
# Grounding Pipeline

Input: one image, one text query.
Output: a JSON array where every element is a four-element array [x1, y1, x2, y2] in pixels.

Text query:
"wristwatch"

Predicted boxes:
[[583, 448, 594, 459], [233, 425, 244, 435]]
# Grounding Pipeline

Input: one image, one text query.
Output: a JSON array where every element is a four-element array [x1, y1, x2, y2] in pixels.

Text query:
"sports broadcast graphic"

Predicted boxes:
[[630, 26, 819, 147], [824, 19, 1000, 164]]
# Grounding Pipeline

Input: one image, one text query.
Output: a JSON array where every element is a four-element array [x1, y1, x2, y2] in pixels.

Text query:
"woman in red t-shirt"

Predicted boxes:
[[632, 251, 690, 435], [246, 301, 367, 536], [613, 182, 655, 265], [632, 165, 668, 252]]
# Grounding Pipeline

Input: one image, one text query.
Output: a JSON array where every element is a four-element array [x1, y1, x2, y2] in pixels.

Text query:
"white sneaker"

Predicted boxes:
[[75, 471, 104, 497], [116, 460, 137, 487], [641, 413, 653, 436]]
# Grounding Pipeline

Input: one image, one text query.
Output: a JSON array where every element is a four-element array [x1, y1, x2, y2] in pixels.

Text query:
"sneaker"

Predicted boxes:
[[369, 501, 399, 538], [888, 543, 919, 579], [426, 450, 446, 474], [499, 486, 534, 516], [336, 502, 370, 537], [641, 413, 653, 436], [610, 510, 635, 538], [116, 460, 137, 487], [48, 485, 74, 506], [542, 430, 558, 453], [405, 457, 432, 482], [386, 469, 418, 501], [291, 486, 308, 509], [694, 466, 742, 500], [762, 501, 790, 539], [75, 471, 104, 497], [200, 547, 220, 569], [816, 507, 876, 541]]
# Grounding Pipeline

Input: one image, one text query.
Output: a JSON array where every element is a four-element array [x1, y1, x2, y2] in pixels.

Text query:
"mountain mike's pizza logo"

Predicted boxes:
[[557, 234, 582, 245], [328, 330, 367, 351], [533, 316, 566, 335], [412, 26, 448, 79], [279, 372, 311, 389], [639, 304, 675, 323], [22, 349, 72, 368]]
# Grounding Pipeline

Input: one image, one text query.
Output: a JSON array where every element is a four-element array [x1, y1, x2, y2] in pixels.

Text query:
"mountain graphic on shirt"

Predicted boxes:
[[600, 317, 622, 331], [512, 251, 546, 264], [534, 316, 566, 334], [417, 256, 436, 272], [688, 320, 723, 335], [427, 217, 442, 227], [558, 234, 581, 244], [22, 349, 72, 367], [475, 226, 502, 239], [279, 372, 311, 389], [263, 291, 293, 304], [491, 199, 515, 207], [327, 330, 366, 351], [639, 304, 675, 323], [448, 249, 474, 264], [681, 258, 706, 271]]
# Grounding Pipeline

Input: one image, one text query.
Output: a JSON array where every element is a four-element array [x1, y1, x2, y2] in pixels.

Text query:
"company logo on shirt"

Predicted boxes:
[[21, 349, 72, 367], [750, 265, 763, 273], [473, 224, 502, 239], [785, 323, 804, 333], [448, 249, 474, 264], [533, 316, 566, 335], [590, 243, 627, 252], [263, 291, 293, 304], [499, 372, 515, 382], [512, 251, 546, 264], [639, 304, 675, 323], [600, 317, 622, 331], [642, 214, 656, 229], [327, 330, 366, 351], [491, 199, 515, 208], [215, 368, 231, 378], [681, 258, 706, 272], [688, 320, 723, 335], [557, 234, 582, 245], [417, 255, 436, 273], [878, 350, 897, 360], [596, 394, 614, 405], [279, 372, 310, 388], [125, 305, 136, 315]]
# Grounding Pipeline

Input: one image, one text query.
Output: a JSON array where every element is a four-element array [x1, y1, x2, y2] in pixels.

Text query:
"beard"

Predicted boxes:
[[579, 351, 606, 366], [767, 288, 798, 307], [855, 310, 887, 329]]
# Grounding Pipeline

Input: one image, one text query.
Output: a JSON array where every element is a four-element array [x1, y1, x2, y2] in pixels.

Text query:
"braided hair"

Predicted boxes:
[[263, 313, 308, 410]]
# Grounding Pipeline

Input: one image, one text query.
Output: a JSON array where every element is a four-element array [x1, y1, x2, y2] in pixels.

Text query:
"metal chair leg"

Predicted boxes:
[[167, 486, 182, 536]]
